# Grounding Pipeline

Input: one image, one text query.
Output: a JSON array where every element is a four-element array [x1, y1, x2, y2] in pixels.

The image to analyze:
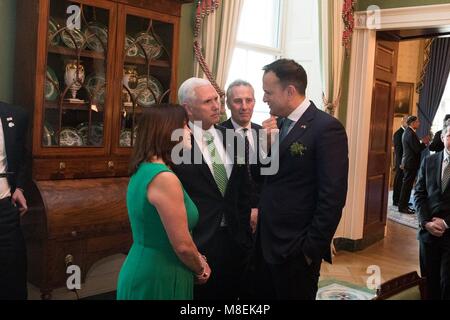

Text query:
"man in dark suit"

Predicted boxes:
[[414, 119, 450, 300], [256, 59, 349, 300], [0, 102, 28, 300], [392, 115, 408, 206], [221, 79, 262, 234], [429, 114, 450, 153], [398, 116, 429, 214], [173, 77, 253, 300]]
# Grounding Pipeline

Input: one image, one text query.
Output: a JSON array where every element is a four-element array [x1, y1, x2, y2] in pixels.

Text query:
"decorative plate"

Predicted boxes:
[[85, 73, 106, 104], [134, 31, 162, 60], [133, 76, 163, 107], [77, 122, 104, 146], [120, 129, 132, 147], [58, 127, 84, 147], [48, 17, 60, 46], [61, 27, 86, 50], [84, 22, 108, 52], [124, 34, 139, 57], [42, 123, 54, 146], [119, 128, 138, 147], [45, 66, 59, 101]]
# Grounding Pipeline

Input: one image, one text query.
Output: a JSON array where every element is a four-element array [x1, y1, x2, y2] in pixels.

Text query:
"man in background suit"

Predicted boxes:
[[256, 59, 349, 300], [392, 115, 408, 206], [398, 115, 429, 214], [221, 79, 262, 234], [172, 78, 253, 300], [429, 114, 450, 153], [0, 101, 28, 300], [414, 119, 450, 300]]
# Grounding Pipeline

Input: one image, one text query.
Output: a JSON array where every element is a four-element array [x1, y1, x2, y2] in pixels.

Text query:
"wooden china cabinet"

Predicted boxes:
[[14, 0, 191, 299]]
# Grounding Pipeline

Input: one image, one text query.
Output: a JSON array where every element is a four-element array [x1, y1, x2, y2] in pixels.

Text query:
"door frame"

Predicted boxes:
[[337, 4, 450, 241]]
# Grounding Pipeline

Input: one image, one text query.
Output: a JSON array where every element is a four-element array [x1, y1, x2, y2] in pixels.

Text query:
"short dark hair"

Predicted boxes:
[[129, 104, 188, 175], [444, 114, 450, 123], [407, 115, 418, 126], [262, 59, 307, 95]]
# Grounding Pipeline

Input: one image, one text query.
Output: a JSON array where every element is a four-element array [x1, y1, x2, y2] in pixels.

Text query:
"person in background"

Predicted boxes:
[[117, 104, 210, 300], [398, 115, 430, 214], [414, 119, 450, 300], [256, 59, 349, 300], [0, 101, 29, 300], [221, 79, 262, 234], [392, 115, 409, 207], [173, 77, 253, 300], [429, 114, 450, 153]]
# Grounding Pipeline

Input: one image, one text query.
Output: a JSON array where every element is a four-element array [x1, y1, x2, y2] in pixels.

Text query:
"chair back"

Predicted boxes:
[[373, 271, 427, 300]]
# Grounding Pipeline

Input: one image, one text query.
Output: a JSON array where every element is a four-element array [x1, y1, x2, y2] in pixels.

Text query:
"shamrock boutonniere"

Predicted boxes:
[[290, 142, 307, 156]]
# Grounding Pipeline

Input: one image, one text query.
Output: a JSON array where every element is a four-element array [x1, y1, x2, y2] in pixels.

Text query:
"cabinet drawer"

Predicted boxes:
[[33, 159, 88, 180]]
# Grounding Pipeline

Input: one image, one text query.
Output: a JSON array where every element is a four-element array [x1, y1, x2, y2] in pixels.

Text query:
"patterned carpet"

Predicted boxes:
[[387, 191, 419, 229], [317, 279, 376, 300]]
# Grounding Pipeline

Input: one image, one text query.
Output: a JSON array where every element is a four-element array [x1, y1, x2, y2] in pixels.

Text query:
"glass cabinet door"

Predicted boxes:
[[43, 0, 114, 149], [114, 7, 175, 150]]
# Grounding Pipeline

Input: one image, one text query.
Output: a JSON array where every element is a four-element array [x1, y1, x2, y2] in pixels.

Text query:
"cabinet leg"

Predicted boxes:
[[40, 289, 52, 300]]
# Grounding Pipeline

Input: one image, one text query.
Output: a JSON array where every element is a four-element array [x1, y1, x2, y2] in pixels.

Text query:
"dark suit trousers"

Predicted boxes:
[[194, 227, 250, 300], [392, 167, 404, 205], [251, 241, 321, 300], [398, 167, 418, 210], [0, 197, 27, 300], [420, 236, 450, 300]]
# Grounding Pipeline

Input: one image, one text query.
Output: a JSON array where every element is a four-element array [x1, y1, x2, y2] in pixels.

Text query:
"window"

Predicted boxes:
[[226, 0, 322, 125], [431, 76, 450, 135], [226, 0, 282, 125]]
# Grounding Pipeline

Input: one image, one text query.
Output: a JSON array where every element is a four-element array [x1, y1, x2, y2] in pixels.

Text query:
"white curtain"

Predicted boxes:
[[321, 0, 345, 118], [194, 0, 244, 92]]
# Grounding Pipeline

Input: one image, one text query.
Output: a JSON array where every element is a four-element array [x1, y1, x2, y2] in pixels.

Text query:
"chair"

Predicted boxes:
[[373, 271, 427, 300]]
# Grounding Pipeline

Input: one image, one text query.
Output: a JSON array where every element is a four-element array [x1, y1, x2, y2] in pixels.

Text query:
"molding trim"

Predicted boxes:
[[355, 3, 450, 31], [341, 4, 450, 241]]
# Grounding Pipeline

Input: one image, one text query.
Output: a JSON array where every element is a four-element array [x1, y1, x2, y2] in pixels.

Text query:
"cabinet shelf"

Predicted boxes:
[[45, 100, 105, 112], [48, 45, 171, 67]]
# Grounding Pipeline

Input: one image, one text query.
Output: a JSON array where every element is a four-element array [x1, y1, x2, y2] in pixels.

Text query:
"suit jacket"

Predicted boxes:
[[393, 127, 404, 169], [220, 118, 262, 208], [428, 129, 444, 152], [0, 102, 28, 192], [414, 151, 450, 243], [401, 127, 426, 170], [171, 125, 252, 255], [257, 102, 349, 264]]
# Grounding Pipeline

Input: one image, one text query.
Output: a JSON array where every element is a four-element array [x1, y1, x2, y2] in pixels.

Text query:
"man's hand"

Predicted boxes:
[[261, 116, 278, 150], [250, 208, 258, 234], [421, 135, 431, 145], [11, 188, 28, 216], [425, 220, 445, 237]]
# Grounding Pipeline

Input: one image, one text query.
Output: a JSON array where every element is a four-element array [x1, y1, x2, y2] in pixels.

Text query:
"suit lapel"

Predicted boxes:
[[436, 152, 443, 191], [0, 105, 13, 158], [278, 104, 316, 156], [216, 125, 238, 183]]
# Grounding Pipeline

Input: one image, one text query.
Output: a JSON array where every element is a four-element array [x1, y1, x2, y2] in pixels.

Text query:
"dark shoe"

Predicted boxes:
[[393, 202, 399, 206], [399, 207, 415, 214]]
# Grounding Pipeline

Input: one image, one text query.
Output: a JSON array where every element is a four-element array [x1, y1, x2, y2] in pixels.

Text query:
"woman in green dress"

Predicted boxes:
[[117, 104, 211, 300]]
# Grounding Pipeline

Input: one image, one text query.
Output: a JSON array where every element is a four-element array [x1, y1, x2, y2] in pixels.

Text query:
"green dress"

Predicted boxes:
[[117, 163, 199, 300]]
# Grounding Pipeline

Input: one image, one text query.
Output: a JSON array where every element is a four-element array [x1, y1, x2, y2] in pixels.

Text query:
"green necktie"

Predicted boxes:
[[279, 118, 293, 142], [204, 131, 228, 196]]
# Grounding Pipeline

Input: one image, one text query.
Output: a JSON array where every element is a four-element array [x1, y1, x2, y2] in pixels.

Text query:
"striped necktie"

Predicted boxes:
[[442, 157, 450, 192], [204, 131, 228, 196], [279, 118, 293, 142]]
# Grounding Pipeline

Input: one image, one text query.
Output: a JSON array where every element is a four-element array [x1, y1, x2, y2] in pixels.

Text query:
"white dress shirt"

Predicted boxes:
[[190, 121, 233, 179], [284, 98, 312, 135], [0, 119, 11, 199], [442, 150, 450, 229], [230, 118, 255, 151]]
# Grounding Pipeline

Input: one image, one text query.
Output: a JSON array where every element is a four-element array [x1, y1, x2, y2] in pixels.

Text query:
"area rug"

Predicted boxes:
[[317, 279, 376, 300], [387, 191, 419, 229]]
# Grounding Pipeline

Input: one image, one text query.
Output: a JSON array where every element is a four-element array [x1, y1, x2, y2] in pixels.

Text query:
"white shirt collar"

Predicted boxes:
[[444, 149, 450, 163], [189, 121, 218, 143], [409, 126, 416, 132], [286, 98, 311, 123], [230, 118, 251, 132]]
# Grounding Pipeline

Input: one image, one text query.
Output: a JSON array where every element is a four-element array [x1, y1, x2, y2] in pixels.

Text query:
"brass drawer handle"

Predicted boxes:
[[71, 230, 78, 237], [65, 254, 74, 267], [59, 162, 66, 171], [108, 161, 114, 169]]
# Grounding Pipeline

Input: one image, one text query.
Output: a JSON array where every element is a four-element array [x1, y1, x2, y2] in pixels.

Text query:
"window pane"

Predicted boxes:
[[432, 76, 450, 135], [226, 48, 276, 125], [237, 0, 281, 48]]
